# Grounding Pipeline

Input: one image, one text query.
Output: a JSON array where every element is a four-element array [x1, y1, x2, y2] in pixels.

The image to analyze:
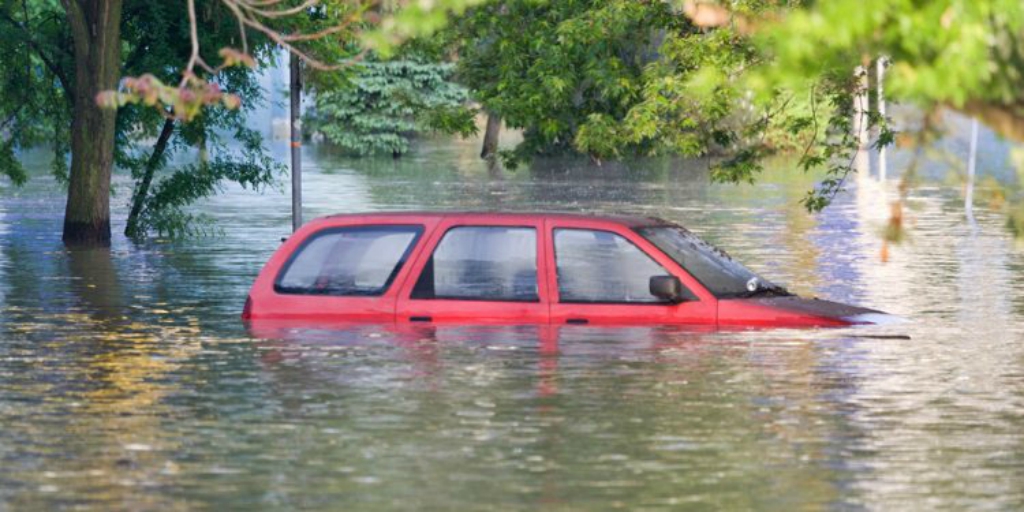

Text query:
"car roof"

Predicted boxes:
[[320, 211, 671, 228]]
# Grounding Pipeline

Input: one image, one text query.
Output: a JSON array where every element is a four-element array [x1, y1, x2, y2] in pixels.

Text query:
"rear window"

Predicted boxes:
[[275, 225, 422, 296], [411, 226, 539, 301]]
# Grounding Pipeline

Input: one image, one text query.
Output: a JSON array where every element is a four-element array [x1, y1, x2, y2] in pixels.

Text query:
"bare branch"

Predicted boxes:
[[181, 0, 214, 87], [243, 0, 293, 7], [101, 0, 379, 120], [221, 0, 250, 55], [235, 0, 320, 19], [219, 0, 369, 70], [279, 20, 358, 42]]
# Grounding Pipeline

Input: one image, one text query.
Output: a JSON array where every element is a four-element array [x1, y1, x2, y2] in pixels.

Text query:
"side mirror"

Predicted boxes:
[[650, 275, 685, 303]]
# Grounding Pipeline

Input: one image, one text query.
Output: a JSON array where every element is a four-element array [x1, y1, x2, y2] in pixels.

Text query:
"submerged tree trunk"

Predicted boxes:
[[125, 118, 175, 239], [61, 0, 123, 247], [480, 112, 501, 159]]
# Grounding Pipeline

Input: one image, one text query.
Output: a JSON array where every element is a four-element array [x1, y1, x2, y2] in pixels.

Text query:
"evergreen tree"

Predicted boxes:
[[306, 58, 475, 157]]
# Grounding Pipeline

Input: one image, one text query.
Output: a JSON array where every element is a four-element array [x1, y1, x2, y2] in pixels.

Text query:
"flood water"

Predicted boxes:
[[1, 136, 1023, 510]]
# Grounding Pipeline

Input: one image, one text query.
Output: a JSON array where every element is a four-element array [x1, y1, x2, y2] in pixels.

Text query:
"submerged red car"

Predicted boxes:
[[243, 212, 890, 328]]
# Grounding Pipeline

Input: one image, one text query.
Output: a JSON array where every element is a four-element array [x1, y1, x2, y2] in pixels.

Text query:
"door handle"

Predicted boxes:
[[565, 318, 589, 325], [410, 316, 433, 323]]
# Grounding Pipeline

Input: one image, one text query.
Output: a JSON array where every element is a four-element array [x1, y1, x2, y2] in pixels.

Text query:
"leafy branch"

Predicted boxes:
[[97, 0, 484, 122]]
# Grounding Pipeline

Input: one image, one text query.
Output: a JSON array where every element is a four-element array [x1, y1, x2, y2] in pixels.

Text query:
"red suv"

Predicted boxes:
[[243, 212, 889, 328]]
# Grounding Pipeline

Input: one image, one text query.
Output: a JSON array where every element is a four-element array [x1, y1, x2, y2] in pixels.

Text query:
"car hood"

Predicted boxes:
[[718, 296, 898, 327]]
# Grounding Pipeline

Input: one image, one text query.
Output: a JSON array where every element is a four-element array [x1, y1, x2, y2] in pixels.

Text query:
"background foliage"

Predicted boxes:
[[436, 1, 907, 210], [6, 0, 1024, 238], [1, 0, 484, 240], [0, 0, 72, 186], [444, 0, 686, 164], [306, 58, 474, 157], [749, 0, 1024, 228]]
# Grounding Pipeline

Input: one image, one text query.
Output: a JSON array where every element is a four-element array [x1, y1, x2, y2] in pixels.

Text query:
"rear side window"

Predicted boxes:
[[275, 225, 422, 296], [554, 228, 689, 303], [411, 226, 539, 301]]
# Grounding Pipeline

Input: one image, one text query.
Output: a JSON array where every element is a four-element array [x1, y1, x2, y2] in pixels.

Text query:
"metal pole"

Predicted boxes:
[[290, 53, 303, 232], [877, 57, 887, 182]]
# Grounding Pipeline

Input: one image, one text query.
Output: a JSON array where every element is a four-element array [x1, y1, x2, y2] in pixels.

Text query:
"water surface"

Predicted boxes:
[[1, 138, 1023, 510]]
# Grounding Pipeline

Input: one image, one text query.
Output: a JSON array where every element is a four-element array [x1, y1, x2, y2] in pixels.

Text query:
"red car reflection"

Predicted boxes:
[[243, 212, 891, 328]]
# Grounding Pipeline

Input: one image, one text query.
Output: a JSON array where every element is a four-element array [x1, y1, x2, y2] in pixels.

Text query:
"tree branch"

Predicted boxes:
[[218, 0, 374, 70], [181, 0, 214, 87], [961, 100, 1024, 144], [234, 0, 319, 19], [126, 116, 176, 238]]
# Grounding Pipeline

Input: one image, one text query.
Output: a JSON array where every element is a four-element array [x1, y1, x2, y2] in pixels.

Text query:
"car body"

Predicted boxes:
[[243, 212, 889, 328]]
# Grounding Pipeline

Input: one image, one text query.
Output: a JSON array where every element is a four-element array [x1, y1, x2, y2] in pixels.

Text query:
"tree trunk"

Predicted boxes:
[[480, 112, 501, 159], [125, 118, 174, 239], [61, 0, 124, 247]]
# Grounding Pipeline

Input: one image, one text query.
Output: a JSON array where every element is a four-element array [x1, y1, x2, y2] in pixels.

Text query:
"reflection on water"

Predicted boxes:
[[1, 138, 1023, 509]]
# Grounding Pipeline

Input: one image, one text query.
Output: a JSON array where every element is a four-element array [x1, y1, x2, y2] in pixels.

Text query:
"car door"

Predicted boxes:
[[395, 217, 550, 324], [544, 219, 717, 325]]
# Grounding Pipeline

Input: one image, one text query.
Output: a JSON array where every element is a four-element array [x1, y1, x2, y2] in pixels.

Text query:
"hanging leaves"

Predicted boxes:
[[96, 0, 487, 123], [97, 73, 243, 121]]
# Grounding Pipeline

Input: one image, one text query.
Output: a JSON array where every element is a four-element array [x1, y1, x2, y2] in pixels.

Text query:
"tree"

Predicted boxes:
[[572, 2, 772, 163], [445, 0, 686, 163], [0, 0, 352, 245], [0, 0, 68, 187], [305, 57, 475, 157], [441, 1, 814, 173], [113, 0, 299, 238], [60, 0, 123, 246], [1, 0, 483, 245], [1, 0, 298, 241]]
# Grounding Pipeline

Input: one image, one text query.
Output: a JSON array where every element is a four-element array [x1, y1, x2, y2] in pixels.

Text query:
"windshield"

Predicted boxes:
[[637, 226, 786, 298]]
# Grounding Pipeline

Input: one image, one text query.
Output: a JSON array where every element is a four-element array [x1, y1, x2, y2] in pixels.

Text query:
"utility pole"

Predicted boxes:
[[853, 65, 871, 180], [290, 53, 303, 232], [966, 118, 979, 226]]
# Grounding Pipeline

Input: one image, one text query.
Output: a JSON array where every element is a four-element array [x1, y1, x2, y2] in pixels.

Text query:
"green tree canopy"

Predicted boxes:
[[753, 0, 1024, 140], [306, 57, 475, 157], [446, 0, 689, 163]]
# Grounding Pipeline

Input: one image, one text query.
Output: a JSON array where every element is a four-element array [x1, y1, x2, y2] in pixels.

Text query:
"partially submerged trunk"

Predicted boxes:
[[125, 118, 175, 239], [480, 112, 501, 159], [61, 0, 123, 247]]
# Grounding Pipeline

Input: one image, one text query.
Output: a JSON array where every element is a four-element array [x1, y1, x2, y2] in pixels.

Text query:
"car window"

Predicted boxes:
[[554, 228, 685, 303], [275, 225, 422, 296], [637, 226, 784, 298], [411, 226, 539, 301]]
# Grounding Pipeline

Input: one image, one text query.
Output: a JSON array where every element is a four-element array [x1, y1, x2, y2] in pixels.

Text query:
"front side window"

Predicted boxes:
[[411, 226, 539, 301], [275, 225, 422, 296], [555, 228, 689, 303]]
